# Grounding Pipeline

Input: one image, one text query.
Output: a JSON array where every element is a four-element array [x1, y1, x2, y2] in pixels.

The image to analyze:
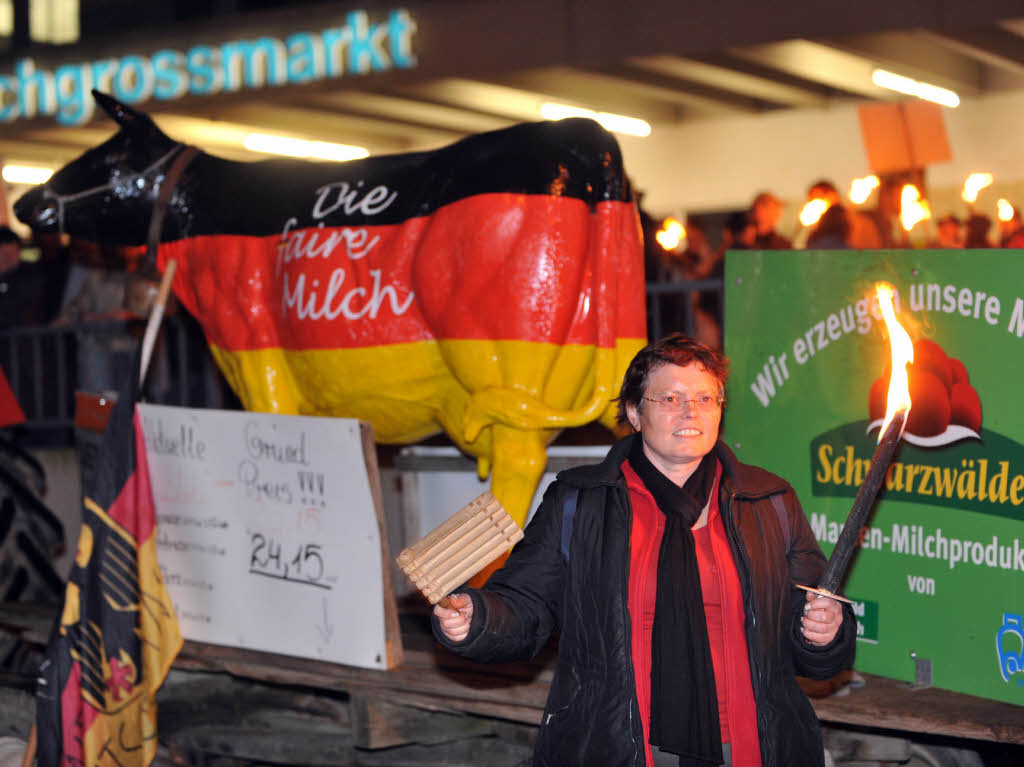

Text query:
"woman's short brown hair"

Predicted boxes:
[[616, 333, 730, 426]]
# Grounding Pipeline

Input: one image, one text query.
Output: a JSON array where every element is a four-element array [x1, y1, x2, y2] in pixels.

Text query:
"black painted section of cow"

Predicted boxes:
[[15, 90, 632, 245]]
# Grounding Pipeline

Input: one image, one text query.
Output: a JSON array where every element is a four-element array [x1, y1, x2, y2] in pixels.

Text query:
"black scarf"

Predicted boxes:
[[628, 436, 723, 767]]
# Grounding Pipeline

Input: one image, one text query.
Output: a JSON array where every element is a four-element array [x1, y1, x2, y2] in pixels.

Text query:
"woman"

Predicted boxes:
[[433, 334, 855, 767]]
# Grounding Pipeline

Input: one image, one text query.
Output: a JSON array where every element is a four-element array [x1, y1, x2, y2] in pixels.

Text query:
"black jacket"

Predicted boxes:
[[433, 435, 856, 766]]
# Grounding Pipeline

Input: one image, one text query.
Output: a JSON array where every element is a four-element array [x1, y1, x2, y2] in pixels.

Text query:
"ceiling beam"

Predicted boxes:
[[495, 66, 745, 121], [0, 123, 122, 164], [207, 99, 466, 153], [627, 54, 828, 108], [827, 31, 985, 97], [596, 61, 788, 112], [319, 87, 513, 136], [392, 78, 552, 124], [924, 24, 1024, 81], [726, 39, 889, 99], [0, 138, 94, 168]]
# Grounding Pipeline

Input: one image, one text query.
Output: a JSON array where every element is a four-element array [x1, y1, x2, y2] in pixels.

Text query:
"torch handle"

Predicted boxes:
[[817, 410, 906, 595]]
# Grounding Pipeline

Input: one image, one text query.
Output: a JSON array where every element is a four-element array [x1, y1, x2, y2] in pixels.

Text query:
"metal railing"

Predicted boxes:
[[0, 278, 723, 444], [646, 277, 724, 341], [0, 313, 239, 444]]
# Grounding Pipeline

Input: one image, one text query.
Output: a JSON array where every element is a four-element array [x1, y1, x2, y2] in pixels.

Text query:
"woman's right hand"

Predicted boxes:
[[434, 592, 474, 642]]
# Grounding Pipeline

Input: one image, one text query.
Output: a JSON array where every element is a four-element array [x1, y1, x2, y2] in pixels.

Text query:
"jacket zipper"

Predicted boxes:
[[722, 483, 775, 767], [723, 485, 757, 632], [712, 518, 735, 751], [617, 484, 643, 767]]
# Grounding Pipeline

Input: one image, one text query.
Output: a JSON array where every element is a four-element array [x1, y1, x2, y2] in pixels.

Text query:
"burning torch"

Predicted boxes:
[[961, 172, 993, 210], [799, 282, 913, 603], [849, 175, 879, 206], [794, 198, 830, 249], [899, 184, 931, 233]]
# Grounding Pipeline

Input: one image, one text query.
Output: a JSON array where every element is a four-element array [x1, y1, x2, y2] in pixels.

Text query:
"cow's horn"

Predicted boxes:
[[92, 90, 149, 128]]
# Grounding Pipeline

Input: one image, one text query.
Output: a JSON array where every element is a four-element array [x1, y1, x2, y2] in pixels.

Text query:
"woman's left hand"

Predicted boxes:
[[801, 593, 843, 646]]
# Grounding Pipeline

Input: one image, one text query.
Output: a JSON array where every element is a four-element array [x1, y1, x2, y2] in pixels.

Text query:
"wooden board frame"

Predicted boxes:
[[360, 421, 404, 669]]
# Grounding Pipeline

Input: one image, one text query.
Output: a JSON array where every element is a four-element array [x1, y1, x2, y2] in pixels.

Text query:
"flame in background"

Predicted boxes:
[[849, 175, 879, 205], [800, 198, 830, 226], [961, 172, 993, 204], [997, 198, 1015, 222], [655, 217, 685, 250], [876, 282, 914, 440], [900, 184, 931, 231]]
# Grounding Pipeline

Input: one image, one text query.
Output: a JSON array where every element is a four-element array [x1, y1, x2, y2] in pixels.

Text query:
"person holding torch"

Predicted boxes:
[[433, 334, 855, 767]]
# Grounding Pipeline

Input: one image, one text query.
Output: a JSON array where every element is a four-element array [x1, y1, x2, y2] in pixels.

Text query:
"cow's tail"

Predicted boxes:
[[461, 346, 619, 443]]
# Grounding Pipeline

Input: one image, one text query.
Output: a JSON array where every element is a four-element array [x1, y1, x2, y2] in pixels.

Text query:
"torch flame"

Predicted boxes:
[[876, 282, 913, 440], [849, 175, 879, 205], [655, 217, 685, 251], [997, 198, 1015, 222], [899, 184, 931, 232], [800, 198, 830, 226], [962, 172, 993, 204]]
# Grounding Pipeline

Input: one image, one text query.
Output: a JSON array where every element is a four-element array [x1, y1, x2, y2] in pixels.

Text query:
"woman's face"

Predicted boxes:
[[625, 362, 723, 484]]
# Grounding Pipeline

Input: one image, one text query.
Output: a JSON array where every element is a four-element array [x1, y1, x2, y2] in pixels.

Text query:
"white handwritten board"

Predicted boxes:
[[138, 404, 400, 670]]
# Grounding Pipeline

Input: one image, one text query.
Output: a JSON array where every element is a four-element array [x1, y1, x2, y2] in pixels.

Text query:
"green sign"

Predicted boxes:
[[724, 249, 1024, 705]]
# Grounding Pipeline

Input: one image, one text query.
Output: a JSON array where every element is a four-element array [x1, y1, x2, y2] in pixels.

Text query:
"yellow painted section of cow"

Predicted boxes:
[[208, 337, 643, 530]]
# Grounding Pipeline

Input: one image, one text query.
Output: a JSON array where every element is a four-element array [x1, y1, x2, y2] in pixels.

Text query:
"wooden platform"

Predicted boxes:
[[2, 601, 1022, 746], [174, 614, 553, 727]]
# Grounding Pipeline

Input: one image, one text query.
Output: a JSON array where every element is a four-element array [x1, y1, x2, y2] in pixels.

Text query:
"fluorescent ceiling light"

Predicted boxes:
[[242, 133, 370, 162], [871, 69, 960, 108], [539, 102, 651, 137], [2, 164, 54, 184]]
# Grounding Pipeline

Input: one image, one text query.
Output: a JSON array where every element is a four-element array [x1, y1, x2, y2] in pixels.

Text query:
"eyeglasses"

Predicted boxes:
[[641, 393, 724, 413]]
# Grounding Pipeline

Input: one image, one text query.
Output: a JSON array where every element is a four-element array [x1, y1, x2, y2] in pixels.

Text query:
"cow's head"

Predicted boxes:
[[14, 91, 184, 246]]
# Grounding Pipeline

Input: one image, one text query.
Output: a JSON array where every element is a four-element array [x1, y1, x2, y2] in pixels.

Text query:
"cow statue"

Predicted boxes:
[[15, 91, 647, 531]]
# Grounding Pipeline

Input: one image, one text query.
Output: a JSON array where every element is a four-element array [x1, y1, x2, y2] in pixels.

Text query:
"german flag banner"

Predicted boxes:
[[0, 366, 25, 428], [36, 352, 181, 766]]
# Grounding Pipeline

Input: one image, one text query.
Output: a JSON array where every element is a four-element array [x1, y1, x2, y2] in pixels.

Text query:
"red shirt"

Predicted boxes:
[[623, 459, 763, 767]]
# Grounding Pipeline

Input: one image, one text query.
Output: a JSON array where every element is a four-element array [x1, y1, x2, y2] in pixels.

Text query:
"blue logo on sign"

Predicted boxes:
[[996, 613, 1024, 685]]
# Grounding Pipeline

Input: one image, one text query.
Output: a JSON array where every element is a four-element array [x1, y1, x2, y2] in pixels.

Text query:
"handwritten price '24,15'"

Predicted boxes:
[[249, 533, 332, 589]]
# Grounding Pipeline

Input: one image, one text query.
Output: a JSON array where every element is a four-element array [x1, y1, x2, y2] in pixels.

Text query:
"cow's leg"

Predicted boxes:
[[489, 423, 550, 528], [468, 423, 550, 586]]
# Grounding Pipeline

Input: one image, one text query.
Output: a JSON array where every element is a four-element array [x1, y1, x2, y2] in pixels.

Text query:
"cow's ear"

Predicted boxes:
[[92, 90, 152, 129]]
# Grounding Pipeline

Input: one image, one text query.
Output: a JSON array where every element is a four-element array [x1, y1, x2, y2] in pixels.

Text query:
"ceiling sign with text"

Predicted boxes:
[[0, 7, 417, 125]]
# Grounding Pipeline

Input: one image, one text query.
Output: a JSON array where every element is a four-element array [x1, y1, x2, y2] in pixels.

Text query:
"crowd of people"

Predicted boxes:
[[639, 175, 1024, 350]]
